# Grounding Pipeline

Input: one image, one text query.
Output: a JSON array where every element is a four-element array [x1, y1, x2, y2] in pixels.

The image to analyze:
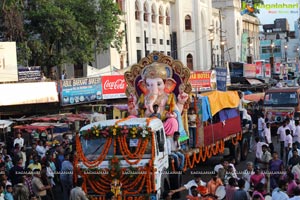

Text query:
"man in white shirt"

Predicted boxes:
[[257, 113, 265, 142], [169, 132, 185, 171], [263, 122, 274, 154], [13, 133, 24, 148], [293, 120, 300, 146], [285, 129, 293, 165], [254, 137, 268, 166], [35, 140, 47, 158], [277, 120, 289, 160], [242, 161, 254, 184], [169, 174, 206, 196], [288, 143, 300, 161]]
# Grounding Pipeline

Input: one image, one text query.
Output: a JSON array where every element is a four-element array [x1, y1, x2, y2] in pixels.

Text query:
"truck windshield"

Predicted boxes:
[[264, 92, 298, 106], [80, 137, 152, 161]]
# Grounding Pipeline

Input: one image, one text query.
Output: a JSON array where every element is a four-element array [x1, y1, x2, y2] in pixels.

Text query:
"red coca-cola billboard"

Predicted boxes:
[[101, 75, 127, 99]]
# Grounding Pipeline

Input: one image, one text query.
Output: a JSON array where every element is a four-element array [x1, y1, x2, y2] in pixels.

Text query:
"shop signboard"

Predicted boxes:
[[190, 71, 212, 91], [0, 82, 58, 106], [0, 42, 18, 82], [216, 67, 227, 91], [265, 63, 271, 78], [101, 75, 127, 99], [60, 77, 102, 106], [243, 64, 256, 77], [18, 66, 41, 81]]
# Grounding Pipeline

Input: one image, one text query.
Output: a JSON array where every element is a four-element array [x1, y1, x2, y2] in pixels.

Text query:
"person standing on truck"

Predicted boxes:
[[168, 174, 206, 196], [149, 104, 161, 119], [277, 120, 289, 161], [167, 131, 185, 171], [188, 108, 197, 148]]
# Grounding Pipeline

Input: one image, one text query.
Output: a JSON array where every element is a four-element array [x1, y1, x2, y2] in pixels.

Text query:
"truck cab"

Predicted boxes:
[[76, 117, 173, 199]]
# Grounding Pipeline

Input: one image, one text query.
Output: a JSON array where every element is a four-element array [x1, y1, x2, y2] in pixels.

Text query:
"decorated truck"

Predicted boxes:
[[74, 52, 249, 199]]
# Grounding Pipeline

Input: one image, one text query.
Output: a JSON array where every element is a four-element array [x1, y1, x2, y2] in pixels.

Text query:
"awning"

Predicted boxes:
[[244, 92, 265, 102], [13, 124, 54, 132], [0, 120, 14, 129]]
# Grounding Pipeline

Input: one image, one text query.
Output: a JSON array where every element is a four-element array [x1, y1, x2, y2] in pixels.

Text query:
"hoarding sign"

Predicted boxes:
[[265, 63, 271, 78], [0, 42, 18, 82], [60, 77, 102, 106], [18, 66, 41, 81], [0, 82, 58, 106], [101, 75, 127, 99], [275, 63, 281, 74], [255, 61, 263, 77], [216, 67, 227, 91], [243, 64, 256, 77], [190, 71, 212, 91]]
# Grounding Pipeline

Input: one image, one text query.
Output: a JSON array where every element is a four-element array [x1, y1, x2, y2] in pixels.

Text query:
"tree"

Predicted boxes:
[[3, 0, 122, 69]]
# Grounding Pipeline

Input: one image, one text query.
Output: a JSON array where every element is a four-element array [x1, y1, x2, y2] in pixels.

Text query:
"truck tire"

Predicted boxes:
[[241, 137, 249, 161], [169, 173, 182, 199]]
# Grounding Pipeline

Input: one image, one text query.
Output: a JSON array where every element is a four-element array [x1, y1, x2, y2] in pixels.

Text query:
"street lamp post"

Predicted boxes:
[[270, 40, 275, 73], [284, 44, 288, 63], [208, 25, 214, 69]]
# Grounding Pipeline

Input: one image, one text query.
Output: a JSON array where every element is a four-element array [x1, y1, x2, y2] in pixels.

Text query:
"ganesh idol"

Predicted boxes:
[[127, 62, 189, 137]]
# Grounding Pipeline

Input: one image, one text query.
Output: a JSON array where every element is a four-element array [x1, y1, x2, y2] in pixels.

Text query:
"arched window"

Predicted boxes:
[[185, 15, 192, 30], [166, 8, 170, 25], [135, 1, 140, 20], [159, 6, 163, 24], [187, 54, 193, 70], [236, 20, 240, 35], [144, 2, 148, 22], [151, 5, 156, 23]]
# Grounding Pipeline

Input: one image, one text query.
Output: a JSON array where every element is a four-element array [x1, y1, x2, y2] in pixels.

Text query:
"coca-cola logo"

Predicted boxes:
[[103, 79, 125, 90]]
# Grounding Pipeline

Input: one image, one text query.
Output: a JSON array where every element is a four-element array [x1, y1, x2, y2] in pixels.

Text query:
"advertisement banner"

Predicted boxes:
[[275, 63, 281, 74], [101, 75, 127, 99], [216, 68, 227, 91], [0, 42, 18, 82], [0, 82, 58, 106], [60, 77, 102, 106], [255, 61, 263, 77], [18, 66, 41, 82], [243, 64, 256, 77], [265, 63, 271, 78], [190, 71, 211, 91]]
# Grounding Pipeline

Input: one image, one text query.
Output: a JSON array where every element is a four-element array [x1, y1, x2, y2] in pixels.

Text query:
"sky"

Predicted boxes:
[[254, 0, 299, 31]]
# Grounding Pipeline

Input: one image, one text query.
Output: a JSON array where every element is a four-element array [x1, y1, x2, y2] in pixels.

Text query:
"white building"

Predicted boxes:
[[87, 0, 260, 76]]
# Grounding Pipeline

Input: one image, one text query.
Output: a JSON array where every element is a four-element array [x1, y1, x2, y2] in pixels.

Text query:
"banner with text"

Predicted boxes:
[[243, 64, 256, 77], [190, 71, 212, 91], [18, 66, 41, 82], [101, 75, 127, 99], [60, 77, 102, 106], [216, 68, 227, 91]]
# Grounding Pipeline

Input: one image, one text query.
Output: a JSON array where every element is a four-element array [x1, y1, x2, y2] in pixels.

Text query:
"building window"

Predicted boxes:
[[135, 1, 140, 20], [160, 51, 164, 54], [160, 39, 163, 45], [146, 50, 150, 56], [146, 37, 149, 44], [159, 7, 163, 24], [136, 37, 141, 43], [152, 38, 156, 44], [185, 15, 192, 30], [144, 2, 148, 22], [167, 40, 170, 45], [186, 54, 193, 70], [167, 51, 171, 56], [151, 5, 156, 23], [166, 8, 170, 25], [137, 50, 142, 62], [116, 0, 123, 11]]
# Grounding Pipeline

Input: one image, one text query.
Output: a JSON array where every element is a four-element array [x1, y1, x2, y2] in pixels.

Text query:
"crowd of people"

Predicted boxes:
[[0, 130, 87, 200]]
